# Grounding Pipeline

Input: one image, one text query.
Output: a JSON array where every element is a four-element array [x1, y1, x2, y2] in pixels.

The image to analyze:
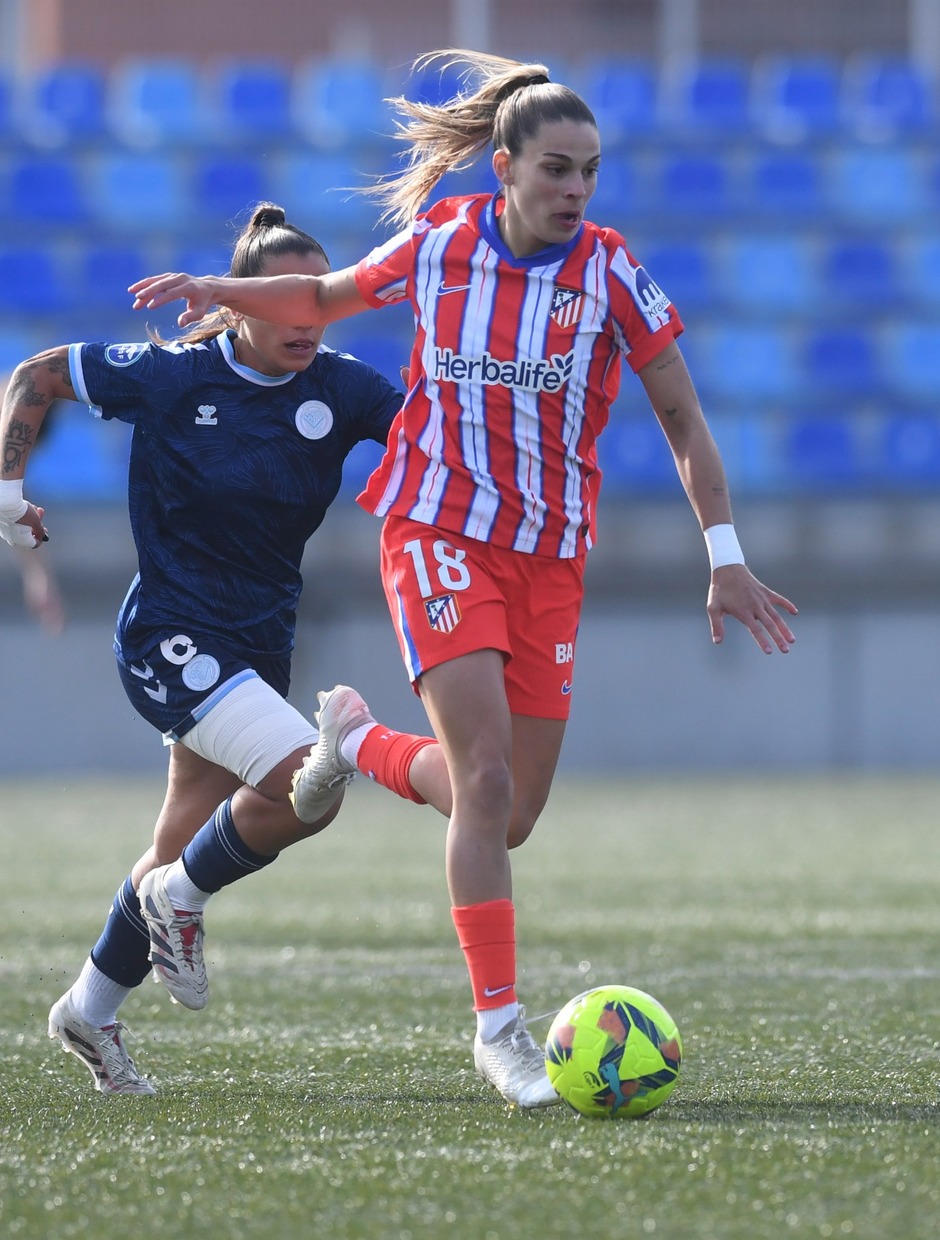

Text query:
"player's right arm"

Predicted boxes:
[[0, 345, 74, 547], [129, 265, 369, 331]]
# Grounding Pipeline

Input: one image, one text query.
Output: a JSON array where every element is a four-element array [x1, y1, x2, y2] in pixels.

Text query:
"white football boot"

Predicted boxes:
[[290, 684, 375, 823], [48, 991, 155, 1095], [138, 865, 208, 1010], [473, 1007, 560, 1109]]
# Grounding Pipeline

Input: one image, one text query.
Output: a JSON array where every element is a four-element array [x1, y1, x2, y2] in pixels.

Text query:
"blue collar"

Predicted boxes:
[[478, 195, 584, 269]]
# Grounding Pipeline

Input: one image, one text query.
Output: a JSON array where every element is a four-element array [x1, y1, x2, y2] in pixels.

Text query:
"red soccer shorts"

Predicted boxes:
[[379, 515, 585, 720]]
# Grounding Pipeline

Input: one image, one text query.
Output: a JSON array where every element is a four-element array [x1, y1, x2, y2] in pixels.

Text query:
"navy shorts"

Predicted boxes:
[[115, 631, 292, 741]]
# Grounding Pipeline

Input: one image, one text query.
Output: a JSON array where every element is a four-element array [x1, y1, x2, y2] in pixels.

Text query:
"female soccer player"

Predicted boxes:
[[0, 202, 447, 1095], [130, 51, 798, 1109]]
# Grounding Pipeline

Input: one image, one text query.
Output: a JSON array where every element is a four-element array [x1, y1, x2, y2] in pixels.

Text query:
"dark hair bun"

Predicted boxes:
[[250, 202, 287, 229]]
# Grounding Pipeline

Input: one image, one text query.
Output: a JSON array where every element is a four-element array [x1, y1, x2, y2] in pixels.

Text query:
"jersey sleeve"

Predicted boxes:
[[607, 242, 685, 374], [353, 220, 426, 308], [68, 341, 171, 425]]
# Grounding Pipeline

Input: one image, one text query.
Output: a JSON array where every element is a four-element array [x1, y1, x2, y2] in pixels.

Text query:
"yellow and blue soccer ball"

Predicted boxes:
[[545, 984, 682, 1118]]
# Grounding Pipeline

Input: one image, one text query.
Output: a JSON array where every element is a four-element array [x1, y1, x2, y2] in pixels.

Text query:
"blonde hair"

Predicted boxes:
[[369, 49, 596, 228], [150, 203, 330, 345]]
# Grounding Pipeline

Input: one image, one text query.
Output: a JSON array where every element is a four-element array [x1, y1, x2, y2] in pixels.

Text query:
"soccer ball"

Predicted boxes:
[[544, 984, 682, 1119]]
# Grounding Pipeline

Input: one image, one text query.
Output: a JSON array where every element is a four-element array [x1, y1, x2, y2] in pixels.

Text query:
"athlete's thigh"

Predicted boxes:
[[418, 648, 513, 776]]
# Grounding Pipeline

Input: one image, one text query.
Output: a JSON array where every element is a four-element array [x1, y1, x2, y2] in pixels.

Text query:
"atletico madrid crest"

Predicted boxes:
[[425, 594, 461, 633], [550, 285, 584, 328]]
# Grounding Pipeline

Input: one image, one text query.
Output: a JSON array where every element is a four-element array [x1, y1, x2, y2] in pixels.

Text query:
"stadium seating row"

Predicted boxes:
[[0, 52, 937, 152], [25, 398, 940, 505], [2, 232, 939, 321], [5, 142, 940, 237]]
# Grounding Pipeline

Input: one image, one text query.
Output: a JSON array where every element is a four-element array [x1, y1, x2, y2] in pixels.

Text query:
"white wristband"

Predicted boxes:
[[0, 478, 28, 522], [704, 523, 745, 570]]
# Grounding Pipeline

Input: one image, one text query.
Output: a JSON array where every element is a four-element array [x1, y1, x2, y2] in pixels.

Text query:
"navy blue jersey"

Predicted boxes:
[[69, 331, 401, 660]]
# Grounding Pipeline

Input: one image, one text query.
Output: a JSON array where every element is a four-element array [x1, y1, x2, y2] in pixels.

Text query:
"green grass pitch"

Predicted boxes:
[[1, 773, 938, 1239]]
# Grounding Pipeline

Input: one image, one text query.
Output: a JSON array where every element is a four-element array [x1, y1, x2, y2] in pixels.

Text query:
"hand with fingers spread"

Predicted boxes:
[[129, 273, 223, 329], [706, 564, 798, 654]]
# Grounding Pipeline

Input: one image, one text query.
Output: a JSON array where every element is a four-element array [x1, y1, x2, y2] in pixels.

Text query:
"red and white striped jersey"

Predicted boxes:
[[355, 193, 683, 558]]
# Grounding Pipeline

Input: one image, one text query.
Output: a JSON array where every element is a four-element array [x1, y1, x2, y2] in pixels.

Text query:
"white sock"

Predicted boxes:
[[341, 721, 376, 766], [477, 1002, 519, 1043], [161, 860, 211, 911], [69, 957, 133, 1028]]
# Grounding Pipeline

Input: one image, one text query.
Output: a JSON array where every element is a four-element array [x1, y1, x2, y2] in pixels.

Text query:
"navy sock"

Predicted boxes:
[[181, 797, 278, 893], [90, 876, 152, 988]]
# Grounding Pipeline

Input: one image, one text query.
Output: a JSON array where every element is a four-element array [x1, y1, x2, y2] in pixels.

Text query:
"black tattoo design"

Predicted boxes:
[[2, 417, 35, 476]]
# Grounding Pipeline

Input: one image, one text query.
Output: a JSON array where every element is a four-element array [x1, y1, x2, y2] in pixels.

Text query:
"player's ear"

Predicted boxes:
[[493, 147, 513, 187]]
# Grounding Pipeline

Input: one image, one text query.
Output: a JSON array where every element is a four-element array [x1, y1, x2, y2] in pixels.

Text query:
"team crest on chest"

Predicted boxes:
[[550, 286, 584, 329], [295, 400, 333, 439], [425, 594, 461, 633]]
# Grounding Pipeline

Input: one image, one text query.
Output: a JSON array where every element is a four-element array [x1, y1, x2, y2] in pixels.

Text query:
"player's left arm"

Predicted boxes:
[[637, 340, 797, 654]]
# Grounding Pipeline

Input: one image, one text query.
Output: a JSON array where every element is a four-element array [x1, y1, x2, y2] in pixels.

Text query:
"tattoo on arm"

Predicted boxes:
[[46, 350, 75, 395], [7, 368, 49, 408], [2, 418, 36, 476]]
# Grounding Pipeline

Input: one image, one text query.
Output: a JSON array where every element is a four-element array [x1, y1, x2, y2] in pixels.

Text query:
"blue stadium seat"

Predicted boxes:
[[0, 327, 42, 376], [902, 234, 940, 308], [720, 234, 816, 315], [291, 57, 390, 149], [78, 243, 150, 312], [884, 323, 940, 400], [92, 151, 187, 231], [599, 412, 676, 493], [332, 329, 410, 387], [9, 154, 88, 225], [108, 57, 208, 146], [658, 151, 734, 219], [273, 150, 379, 237], [639, 241, 714, 312], [697, 324, 797, 403], [786, 414, 863, 487], [26, 403, 130, 502], [844, 55, 936, 139], [828, 147, 925, 224], [664, 58, 752, 134], [171, 240, 234, 278], [22, 61, 108, 146], [0, 246, 68, 316], [0, 72, 14, 144], [402, 57, 466, 106], [822, 238, 901, 308], [801, 326, 881, 397], [880, 411, 940, 484], [753, 54, 844, 140], [749, 150, 825, 219], [212, 58, 293, 141], [573, 57, 660, 145], [192, 154, 270, 224], [586, 154, 640, 230]]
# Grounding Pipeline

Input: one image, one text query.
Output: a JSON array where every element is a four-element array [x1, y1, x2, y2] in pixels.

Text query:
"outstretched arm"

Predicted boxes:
[[1, 347, 74, 548], [637, 341, 798, 654], [129, 265, 369, 330]]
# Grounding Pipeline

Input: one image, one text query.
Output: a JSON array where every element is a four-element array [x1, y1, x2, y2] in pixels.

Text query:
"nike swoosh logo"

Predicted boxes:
[[561, 681, 573, 695], [482, 984, 514, 997], [438, 281, 472, 295]]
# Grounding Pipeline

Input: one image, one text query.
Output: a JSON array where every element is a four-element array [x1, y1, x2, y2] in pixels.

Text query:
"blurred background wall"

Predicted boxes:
[[1, 0, 938, 775]]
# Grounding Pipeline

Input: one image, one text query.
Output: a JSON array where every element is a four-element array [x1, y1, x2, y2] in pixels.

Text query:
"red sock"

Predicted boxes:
[[451, 899, 517, 1011], [357, 727, 437, 804]]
